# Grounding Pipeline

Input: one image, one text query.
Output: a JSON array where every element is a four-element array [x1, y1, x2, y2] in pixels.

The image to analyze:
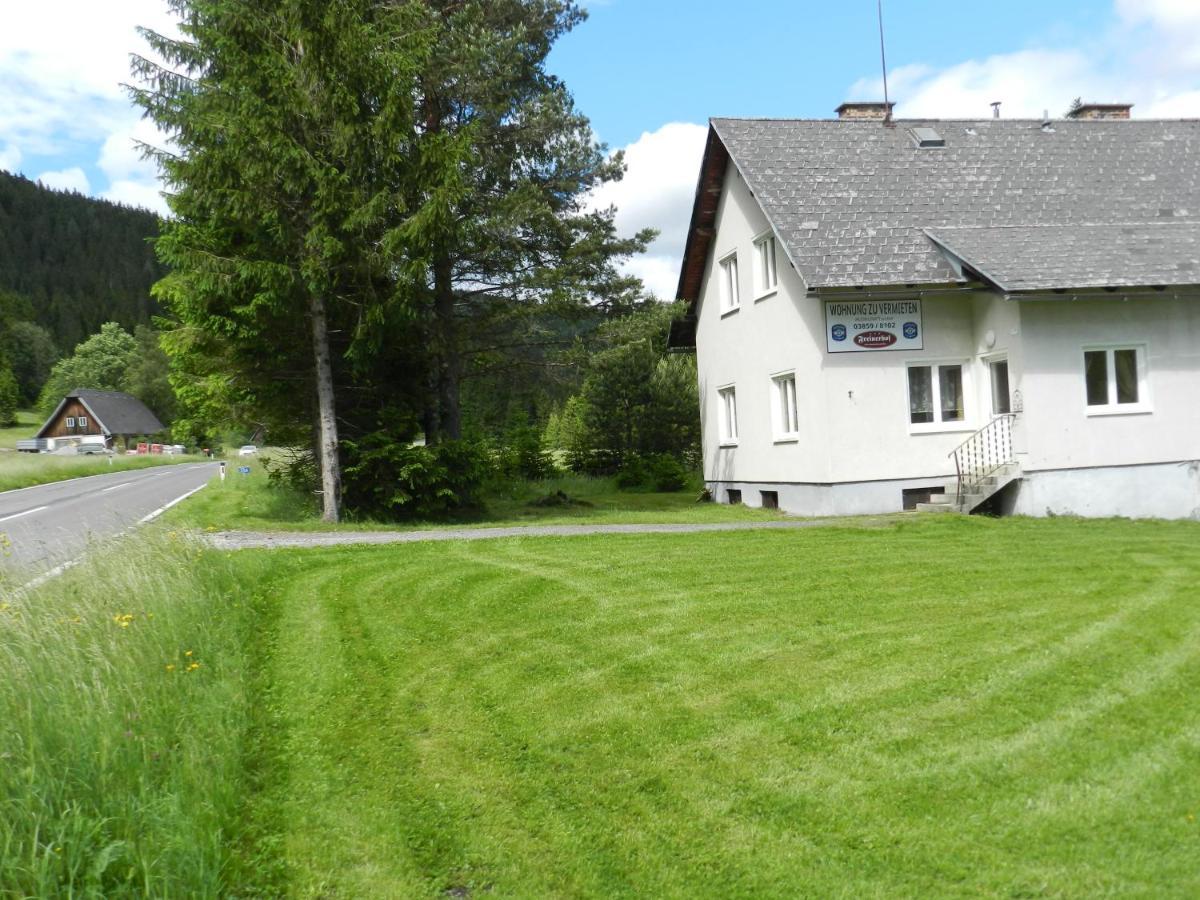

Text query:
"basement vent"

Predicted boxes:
[[910, 126, 945, 148]]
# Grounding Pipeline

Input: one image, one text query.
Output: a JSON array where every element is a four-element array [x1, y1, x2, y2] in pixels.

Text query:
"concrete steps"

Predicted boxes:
[[916, 463, 1022, 515]]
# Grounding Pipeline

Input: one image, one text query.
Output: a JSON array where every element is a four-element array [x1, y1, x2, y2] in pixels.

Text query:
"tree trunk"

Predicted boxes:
[[434, 252, 462, 441], [308, 292, 341, 523]]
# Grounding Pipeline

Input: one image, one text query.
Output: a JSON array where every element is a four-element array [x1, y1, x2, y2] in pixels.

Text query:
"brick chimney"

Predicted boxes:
[[1067, 102, 1133, 120], [835, 101, 895, 120]]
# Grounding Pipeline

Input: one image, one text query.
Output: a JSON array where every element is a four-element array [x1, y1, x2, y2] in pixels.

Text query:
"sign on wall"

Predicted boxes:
[[824, 299, 923, 353]]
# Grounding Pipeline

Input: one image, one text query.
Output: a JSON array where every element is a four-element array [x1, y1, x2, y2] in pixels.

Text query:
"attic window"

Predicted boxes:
[[910, 127, 945, 149]]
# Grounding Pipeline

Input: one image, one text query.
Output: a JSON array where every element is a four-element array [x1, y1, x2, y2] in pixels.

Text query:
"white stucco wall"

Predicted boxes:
[[692, 176, 1200, 519], [694, 170, 1022, 513], [1018, 296, 1200, 472]]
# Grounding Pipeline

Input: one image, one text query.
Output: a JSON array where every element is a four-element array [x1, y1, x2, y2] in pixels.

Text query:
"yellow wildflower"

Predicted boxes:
[[165, 664, 176, 672], [187, 662, 201, 672], [184, 650, 193, 657]]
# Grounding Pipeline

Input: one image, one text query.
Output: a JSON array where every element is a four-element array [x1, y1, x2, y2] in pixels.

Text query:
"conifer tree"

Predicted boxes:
[[132, 0, 430, 522], [405, 0, 652, 442]]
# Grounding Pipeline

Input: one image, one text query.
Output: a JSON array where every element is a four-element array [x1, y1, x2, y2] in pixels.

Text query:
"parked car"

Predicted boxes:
[[238, 444, 258, 457]]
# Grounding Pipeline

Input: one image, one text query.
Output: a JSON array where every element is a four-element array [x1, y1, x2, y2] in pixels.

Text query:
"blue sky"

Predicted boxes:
[[2, 0, 1198, 297], [555, 0, 1107, 147]]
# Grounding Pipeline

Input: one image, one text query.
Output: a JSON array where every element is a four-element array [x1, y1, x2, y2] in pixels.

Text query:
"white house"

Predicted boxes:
[[668, 103, 1200, 519]]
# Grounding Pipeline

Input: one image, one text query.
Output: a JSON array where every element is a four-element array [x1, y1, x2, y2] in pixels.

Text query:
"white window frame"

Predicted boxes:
[[1083, 343, 1151, 416], [65, 416, 75, 428], [771, 370, 798, 442], [905, 360, 973, 434], [717, 385, 738, 446], [982, 353, 1011, 417], [78, 416, 88, 429], [753, 231, 778, 299], [718, 251, 740, 315]]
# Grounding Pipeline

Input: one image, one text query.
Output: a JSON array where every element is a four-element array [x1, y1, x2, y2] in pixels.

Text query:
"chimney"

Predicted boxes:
[[1068, 102, 1133, 120], [835, 101, 895, 120]]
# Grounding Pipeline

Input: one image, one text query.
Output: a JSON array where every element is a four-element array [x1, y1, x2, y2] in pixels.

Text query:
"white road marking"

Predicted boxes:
[[137, 482, 210, 525], [101, 482, 133, 493], [0, 505, 48, 524]]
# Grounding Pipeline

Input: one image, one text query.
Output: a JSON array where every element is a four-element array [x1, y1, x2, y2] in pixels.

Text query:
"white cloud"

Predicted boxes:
[[850, 2, 1200, 120], [101, 179, 168, 216], [0, 144, 20, 172], [37, 167, 91, 194], [0, 1, 178, 202], [590, 122, 708, 299]]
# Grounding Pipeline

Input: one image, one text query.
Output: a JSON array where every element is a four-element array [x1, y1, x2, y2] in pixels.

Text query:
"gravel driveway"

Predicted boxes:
[[205, 517, 895, 551]]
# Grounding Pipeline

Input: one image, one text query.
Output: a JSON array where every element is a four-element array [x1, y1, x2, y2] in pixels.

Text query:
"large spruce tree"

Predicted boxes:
[[133, 0, 650, 518], [407, 0, 651, 442], [133, 0, 429, 522]]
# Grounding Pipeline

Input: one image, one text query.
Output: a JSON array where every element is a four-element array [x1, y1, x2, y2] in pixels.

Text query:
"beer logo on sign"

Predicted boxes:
[[831, 324, 847, 341], [853, 330, 897, 348], [903, 322, 919, 340]]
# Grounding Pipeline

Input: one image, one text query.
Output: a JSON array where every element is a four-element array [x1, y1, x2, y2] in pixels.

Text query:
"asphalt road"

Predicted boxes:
[[0, 462, 218, 576]]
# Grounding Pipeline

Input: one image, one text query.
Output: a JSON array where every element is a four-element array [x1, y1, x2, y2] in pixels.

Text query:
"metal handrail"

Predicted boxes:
[[948, 414, 1016, 506]]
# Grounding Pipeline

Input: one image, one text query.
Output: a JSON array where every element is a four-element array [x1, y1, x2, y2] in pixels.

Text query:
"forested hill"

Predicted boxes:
[[0, 169, 165, 351]]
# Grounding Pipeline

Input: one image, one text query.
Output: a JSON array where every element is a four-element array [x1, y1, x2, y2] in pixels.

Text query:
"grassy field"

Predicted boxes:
[[0, 407, 201, 492], [162, 460, 786, 531], [0, 408, 41, 449], [0, 448, 201, 493], [6, 515, 1198, 896], [0, 535, 255, 896]]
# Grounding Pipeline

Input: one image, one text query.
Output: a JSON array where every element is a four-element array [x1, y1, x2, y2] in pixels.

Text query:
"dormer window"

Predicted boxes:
[[754, 233, 778, 297], [719, 252, 740, 314], [65, 417, 76, 428]]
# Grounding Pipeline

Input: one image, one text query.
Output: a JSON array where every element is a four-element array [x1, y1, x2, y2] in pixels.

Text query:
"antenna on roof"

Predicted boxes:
[[877, 0, 892, 123]]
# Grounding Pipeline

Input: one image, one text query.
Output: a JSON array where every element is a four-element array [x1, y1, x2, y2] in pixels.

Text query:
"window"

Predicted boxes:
[[754, 234, 778, 297], [78, 416, 88, 429], [726, 489, 743, 505], [718, 386, 738, 444], [719, 253, 740, 313], [772, 372, 798, 439], [1084, 346, 1148, 413], [907, 363, 966, 427], [989, 359, 1011, 415], [760, 490, 779, 510], [65, 417, 75, 428]]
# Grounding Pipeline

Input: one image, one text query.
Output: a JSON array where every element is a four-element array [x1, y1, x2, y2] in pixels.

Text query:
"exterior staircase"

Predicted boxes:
[[916, 414, 1021, 514]]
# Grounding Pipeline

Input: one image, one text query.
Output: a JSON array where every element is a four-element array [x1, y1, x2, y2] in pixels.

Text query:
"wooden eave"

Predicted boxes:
[[675, 125, 730, 307]]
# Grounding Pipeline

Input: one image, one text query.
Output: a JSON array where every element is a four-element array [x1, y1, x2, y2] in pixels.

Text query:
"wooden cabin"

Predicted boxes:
[[34, 389, 165, 450]]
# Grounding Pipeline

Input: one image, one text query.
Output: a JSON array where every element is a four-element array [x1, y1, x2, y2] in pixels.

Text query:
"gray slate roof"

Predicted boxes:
[[711, 117, 1200, 291], [75, 389, 165, 435], [925, 223, 1200, 291], [37, 389, 165, 438]]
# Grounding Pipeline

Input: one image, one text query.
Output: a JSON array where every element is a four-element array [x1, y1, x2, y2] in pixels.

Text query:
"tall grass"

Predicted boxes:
[[0, 453, 200, 494], [0, 534, 260, 897]]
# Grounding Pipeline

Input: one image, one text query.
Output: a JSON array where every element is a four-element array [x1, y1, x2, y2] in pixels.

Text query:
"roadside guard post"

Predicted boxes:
[[220, 461, 227, 482]]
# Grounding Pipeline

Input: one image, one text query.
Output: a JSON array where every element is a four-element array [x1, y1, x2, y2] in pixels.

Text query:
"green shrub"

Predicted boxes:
[[341, 434, 494, 519], [615, 456, 650, 489], [499, 424, 558, 481], [649, 454, 689, 492], [615, 454, 690, 492]]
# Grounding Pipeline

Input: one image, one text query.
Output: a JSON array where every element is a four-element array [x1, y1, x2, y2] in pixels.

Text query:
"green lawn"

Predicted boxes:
[[230, 515, 1200, 896], [0, 408, 41, 449], [6, 515, 1200, 897], [163, 461, 786, 531]]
